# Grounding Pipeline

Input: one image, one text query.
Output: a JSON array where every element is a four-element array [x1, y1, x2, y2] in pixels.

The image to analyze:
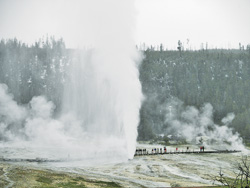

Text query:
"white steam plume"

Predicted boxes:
[[221, 113, 235, 125], [0, 0, 142, 162], [165, 98, 245, 151], [0, 84, 27, 140], [63, 0, 142, 159]]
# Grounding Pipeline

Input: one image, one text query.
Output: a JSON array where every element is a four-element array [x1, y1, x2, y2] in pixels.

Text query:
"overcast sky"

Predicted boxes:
[[0, 0, 250, 49]]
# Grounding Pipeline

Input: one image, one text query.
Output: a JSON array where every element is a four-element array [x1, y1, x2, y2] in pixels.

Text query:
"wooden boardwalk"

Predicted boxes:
[[134, 150, 241, 157], [0, 150, 241, 162]]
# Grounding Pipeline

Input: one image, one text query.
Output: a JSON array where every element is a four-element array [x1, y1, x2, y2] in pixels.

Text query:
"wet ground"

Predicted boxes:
[[0, 143, 248, 187], [66, 150, 240, 187]]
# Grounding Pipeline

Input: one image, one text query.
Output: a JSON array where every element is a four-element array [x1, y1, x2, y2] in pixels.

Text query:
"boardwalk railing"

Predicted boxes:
[[134, 150, 241, 157]]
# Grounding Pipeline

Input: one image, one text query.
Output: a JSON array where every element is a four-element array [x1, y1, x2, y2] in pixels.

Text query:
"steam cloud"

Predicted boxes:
[[0, 84, 66, 145], [0, 0, 143, 162], [164, 98, 245, 151], [0, 84, 27, 141]]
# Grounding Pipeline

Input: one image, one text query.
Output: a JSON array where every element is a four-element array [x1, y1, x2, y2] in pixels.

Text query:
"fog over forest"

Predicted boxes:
[[1, 0, 250, 187], [1, 38, 250, 146]]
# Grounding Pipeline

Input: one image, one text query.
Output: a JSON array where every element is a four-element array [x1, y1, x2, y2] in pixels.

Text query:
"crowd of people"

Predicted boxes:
[[135, 146, 205, 155]]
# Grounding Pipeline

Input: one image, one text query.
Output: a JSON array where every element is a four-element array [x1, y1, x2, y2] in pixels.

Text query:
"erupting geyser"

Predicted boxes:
[[63, 0, 143, 160], [0, 0, 143, 162]]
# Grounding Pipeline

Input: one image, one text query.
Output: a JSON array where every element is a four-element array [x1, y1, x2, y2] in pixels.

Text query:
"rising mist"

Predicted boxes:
[[0, 0, 142, 162]]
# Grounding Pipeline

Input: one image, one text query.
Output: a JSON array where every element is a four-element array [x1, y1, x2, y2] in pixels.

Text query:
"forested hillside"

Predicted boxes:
[[1, 38, 250, 142], [138, 48, 250, 141], [0, 37, 68, 110]]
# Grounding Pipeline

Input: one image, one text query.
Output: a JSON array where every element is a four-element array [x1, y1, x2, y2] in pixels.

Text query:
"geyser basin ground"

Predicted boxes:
[[0, 140, 129, 165], [0, 143, 247, 188]]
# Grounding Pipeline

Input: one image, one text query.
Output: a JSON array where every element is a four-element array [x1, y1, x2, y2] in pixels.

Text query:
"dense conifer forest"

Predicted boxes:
[[138, 47, 250, 141], [1, 38, 250, 142]]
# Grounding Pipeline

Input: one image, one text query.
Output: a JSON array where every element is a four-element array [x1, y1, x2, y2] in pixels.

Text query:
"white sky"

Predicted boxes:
[[135, 0, 250, 49], [0, 0, 250, 49]]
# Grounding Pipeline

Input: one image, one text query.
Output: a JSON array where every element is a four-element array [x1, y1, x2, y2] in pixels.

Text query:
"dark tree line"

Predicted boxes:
[[1, 38, 250, 142], [0, 37, 68, 113], [138, 48, 250, 141]]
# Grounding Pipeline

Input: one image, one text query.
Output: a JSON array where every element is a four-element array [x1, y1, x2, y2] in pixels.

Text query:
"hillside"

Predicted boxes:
[[138, 49, 250, 141], [1, 38, 250, 142]]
